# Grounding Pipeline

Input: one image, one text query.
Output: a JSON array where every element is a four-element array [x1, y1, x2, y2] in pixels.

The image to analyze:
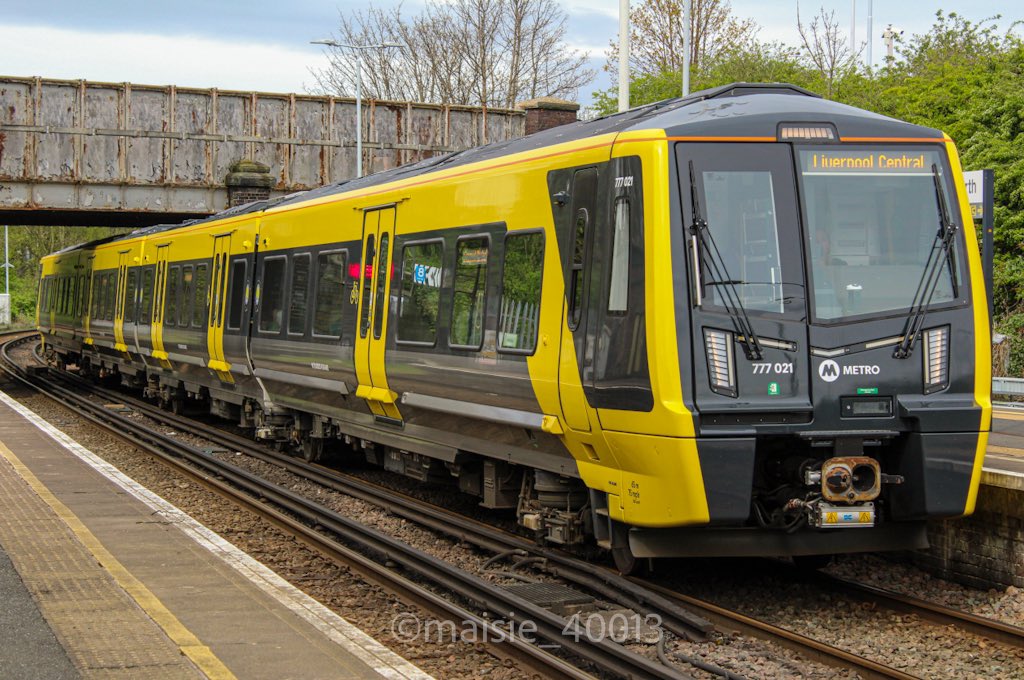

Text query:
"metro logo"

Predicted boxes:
[[818, 359, 840, 383]]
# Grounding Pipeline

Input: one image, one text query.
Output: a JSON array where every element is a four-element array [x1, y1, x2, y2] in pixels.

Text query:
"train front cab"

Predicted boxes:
[[619, 124, 990, 560]]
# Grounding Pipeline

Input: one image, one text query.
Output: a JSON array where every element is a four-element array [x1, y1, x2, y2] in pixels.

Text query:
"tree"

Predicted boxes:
[[605, 0, 759, 79], [309, 0, 594, 109], [796, 5, 861, 99]]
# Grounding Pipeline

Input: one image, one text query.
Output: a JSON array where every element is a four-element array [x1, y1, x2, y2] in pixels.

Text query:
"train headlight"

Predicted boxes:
[[704, 329, 737, 397], [922, 325, 949, 394]]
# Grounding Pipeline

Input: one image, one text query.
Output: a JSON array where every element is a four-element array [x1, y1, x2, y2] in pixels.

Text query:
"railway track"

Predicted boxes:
[[8, 334, 1024, 679]]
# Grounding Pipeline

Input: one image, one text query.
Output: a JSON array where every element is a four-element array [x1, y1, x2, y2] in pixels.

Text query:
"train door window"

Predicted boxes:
[[359, 236, 375, 339], [313, 250, 346, 338], [139, 269, 154, 324], [227, 259, 247, 331], [372, 235, 390, 340], [397, 240, 443, 345], [498, 232, 544, 353], [153, 263, 164, 325], [568, 207, 589, 330], [107, 272, 120, 321], [192, 264, 208, 328], [608, 198, 630, 313], [165, 266, 179, 328], [211, 253, 226, 327], [450, 236, 489, 349], [288, 254, 311, 336], [258, 256, 286, 334], [180, 265, 193, 327]]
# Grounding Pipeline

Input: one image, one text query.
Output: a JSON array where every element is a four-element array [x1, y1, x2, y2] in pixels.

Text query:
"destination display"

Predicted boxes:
[[801, 150, 930, 172]]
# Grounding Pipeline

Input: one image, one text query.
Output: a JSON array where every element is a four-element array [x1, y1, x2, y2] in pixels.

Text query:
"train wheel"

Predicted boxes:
[[301, 438, 324, 463], [610, 522, 648, 576]]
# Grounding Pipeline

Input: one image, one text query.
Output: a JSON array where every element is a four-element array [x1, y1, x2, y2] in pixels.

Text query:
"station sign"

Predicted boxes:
[[963, 169, 987, 219]]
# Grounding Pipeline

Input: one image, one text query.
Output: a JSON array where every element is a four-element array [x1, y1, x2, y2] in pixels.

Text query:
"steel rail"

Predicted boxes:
[[42, 365, 716, 644], [4, 340, 699, 680], [808, 572, 1024, 650], [634, 578, 923, 680]]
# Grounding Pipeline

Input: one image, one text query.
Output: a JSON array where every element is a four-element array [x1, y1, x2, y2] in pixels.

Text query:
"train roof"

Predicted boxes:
[[274, 82, 943, 208], [52, 82, 944, 256]]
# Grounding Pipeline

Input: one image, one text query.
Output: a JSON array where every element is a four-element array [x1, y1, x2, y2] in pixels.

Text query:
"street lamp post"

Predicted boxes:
[[311, 39, 403, 178]]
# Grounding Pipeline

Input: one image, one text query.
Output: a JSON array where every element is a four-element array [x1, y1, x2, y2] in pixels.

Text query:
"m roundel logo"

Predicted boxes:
[[818, 359, 840, 382]]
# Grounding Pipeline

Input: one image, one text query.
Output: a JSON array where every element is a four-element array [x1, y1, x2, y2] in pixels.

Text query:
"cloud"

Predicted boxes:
[[0, 24, 331, 94]]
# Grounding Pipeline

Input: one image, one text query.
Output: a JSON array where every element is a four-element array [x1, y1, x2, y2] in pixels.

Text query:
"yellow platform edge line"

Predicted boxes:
[[0, 440, 237, 680]]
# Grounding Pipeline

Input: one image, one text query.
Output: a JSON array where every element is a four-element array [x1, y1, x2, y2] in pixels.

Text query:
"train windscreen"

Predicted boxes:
[[798, 147, 961, 322]]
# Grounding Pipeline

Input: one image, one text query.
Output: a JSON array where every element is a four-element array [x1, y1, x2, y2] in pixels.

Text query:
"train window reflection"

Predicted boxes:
[[288, 255, 310, 335], [499, 232, 543, 353], [450, 237, 488, 348], [165, 266, 179, 327], [608, 199, 630, 313], [313, 250, 346, 338], [799, 148, 958, 321], [227, 260, 247, 331], [259, 257, 286, 333], [398, 241, 443, 345], [702, 170, 785, 314], [139, 269, 154, 325], [192, 264, 208, 328], [180, 266, 193, 327]]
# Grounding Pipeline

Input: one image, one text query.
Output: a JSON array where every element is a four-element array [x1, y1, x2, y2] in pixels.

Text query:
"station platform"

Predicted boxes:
[[984, 406, 1024, 488], [0, 386, 433, 680]]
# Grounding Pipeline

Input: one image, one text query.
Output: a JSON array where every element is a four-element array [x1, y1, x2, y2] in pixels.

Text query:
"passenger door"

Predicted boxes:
[[354, 206, 401, 420], [148, 244, 171, 364], [206, 234, 232, 380], [114, 251, 131, 353], [557, 167, 598, 432]]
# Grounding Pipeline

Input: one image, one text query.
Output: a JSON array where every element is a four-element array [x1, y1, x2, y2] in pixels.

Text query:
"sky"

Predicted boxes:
[[0, 1, 1019, 109]]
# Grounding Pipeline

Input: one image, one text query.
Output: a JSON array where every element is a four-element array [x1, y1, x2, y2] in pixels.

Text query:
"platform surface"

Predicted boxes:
[[985, 407, 1024, 488], [0, 386, 433, 680]]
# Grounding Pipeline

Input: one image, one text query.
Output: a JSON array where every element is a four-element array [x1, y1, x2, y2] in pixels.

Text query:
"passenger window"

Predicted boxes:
[[192, 264, 208, 327], [165, 266, 179, 327], [139, 269, 154, 324], [180, 266, 193, 327], [227, 259, 247, 331], [313, 251, 346, 338], [91, 274, 101, 319], [450, 237, 488, 348], [608, 198, 630, 313], [499, 232, 544, 353], [126, 270, 140, 321], [288, 255, 311, 335], [397, 241, 443, 344], [259, 257, 286, 333]]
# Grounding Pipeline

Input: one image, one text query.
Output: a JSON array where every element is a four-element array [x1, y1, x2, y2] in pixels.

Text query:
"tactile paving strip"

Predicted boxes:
[[0, 453, 202, 679]]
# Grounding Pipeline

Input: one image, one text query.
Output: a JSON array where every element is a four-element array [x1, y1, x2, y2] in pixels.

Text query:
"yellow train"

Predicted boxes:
[[39, 84, 990, 572]]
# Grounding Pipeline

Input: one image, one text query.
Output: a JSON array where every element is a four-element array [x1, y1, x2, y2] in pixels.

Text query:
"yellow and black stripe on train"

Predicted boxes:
[[39, 83, 990, 570]]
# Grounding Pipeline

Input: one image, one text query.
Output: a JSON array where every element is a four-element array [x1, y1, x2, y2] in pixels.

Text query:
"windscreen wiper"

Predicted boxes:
[[894, 164, 959, 359], [688, 161, 764, 361]]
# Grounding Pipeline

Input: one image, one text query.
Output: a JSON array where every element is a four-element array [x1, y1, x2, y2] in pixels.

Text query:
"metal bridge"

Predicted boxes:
[[0, 76, 527, 227]]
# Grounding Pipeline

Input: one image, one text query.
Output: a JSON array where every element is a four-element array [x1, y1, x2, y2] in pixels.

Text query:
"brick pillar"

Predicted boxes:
[[517, 97, 580, 135], [225, 159, 274, 208]]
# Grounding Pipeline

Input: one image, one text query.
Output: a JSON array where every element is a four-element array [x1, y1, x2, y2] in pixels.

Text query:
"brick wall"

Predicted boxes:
[[904, 479, 1024, 589]]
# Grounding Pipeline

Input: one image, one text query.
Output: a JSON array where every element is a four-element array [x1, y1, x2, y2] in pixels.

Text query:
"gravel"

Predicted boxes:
[[7, 347, 1024, 679]]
